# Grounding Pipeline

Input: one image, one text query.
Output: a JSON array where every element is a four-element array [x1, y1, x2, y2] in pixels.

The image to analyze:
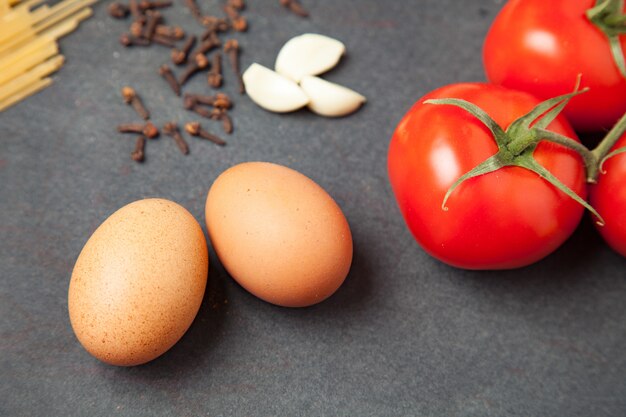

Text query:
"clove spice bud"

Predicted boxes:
[[185, 122, 226, 145], [179, 53, 210, 85], [163, 122, 189, 155], [155, 25, 185, 40], [224, 39, 245, 94], [159, 64, 180, 95], [223, 4, 247, 32], [139, 0, 172, 11], [279, 0, 309, 17], [119, 33, 150, 47], [200, 16, 230, 34], [207, 52, 222, 88], [121, 86, 150, 120], [143, 11, 161, 40], [117, 122, 159, 138], [171, 35, 196, 65], [108, 2, 129, 19], [227, 0, 245, 11], [131, 136, 147, 162], [184, 0, 202, 19]]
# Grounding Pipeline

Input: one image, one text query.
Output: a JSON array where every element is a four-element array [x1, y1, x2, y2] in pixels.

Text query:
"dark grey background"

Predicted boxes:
[[1, 0, 625, 416]]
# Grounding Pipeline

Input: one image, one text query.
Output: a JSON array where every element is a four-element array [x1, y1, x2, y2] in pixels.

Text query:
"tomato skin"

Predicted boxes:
[[387, 83, 587, 270], [483, 0, 626, 133], [589, 135, 626, 257]]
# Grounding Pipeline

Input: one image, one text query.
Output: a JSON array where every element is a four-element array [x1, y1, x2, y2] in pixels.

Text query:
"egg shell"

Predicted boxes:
[[68, 198, 208, 366], [205, 162, 353, 307]]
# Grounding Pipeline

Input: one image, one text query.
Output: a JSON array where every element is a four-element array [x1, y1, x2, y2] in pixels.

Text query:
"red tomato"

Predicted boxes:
[[589, 134, 626, 257], [387, 83, 587, 270], [483, 0, 626, 132]]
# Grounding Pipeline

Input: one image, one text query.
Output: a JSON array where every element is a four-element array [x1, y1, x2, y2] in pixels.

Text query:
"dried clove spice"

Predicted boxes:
[[200, 16, 230, 35], [184, 0, 202, 19], [163, 122, 189, 154], [139, 0, 172, 12], [280, 0, 309, 17], [155, 25, 185, 39], [196, 35, 221, 55], [226, 0, 245, 11], [151, 34, 177, 47], [121, 86, 150, 120], [128, 0, 141, 17], [119, 33, 150, 47], [131, 135, 147, 162], [159, 64, 180, 95], [179, 53, 210, 85], [207, 52, 222, 88], [117, 122, 160, 138], [224, 39, 244, 94], [108, 2, 129, 19], [223, 4, 247, 32], [143, 10, 162, 40], [171, 35, 196, 65], [185, 122, 226, 145]]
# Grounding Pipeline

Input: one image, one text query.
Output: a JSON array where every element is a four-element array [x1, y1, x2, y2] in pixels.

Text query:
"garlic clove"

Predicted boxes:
[[275, 33, 346, 82], [242, 63, 310, 113], [300, 75, 366, 117]]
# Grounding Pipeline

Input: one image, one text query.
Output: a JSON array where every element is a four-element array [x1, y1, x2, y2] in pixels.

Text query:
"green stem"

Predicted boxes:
[[533, 128, 599, 182], [591, 111, 626, 178], [587, 0, 626, 78]]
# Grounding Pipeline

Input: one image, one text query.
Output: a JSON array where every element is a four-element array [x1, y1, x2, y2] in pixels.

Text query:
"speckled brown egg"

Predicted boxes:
[[68, 198, 208, 366], [205, 162, 353, 307]]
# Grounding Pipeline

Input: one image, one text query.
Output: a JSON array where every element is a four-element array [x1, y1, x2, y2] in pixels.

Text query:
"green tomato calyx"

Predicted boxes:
[[587, 0, 626, 78], [424, 85, 604, 225]]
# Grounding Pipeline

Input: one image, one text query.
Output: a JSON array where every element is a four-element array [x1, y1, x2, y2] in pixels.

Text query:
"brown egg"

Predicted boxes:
[[68, 199, 208, 366], [205, 162, 353, 307]]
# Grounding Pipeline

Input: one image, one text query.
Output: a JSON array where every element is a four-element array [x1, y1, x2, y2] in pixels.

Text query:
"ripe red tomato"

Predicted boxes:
[[589, 134, 626, 257], [483, 0, 626, 132], [387, 83, 587, 270]]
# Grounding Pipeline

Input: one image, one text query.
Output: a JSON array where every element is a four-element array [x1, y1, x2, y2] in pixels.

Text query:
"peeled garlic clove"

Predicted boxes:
[[243, 63, 309, 113], [300, 75, 366, 117], [275, 33, 346, 82]]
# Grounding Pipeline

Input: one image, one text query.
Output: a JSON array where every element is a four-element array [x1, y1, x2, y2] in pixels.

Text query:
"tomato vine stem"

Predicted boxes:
[[587, 0, 626, 78], [591, 110, 626, 178], [424, 87, 604, 223]]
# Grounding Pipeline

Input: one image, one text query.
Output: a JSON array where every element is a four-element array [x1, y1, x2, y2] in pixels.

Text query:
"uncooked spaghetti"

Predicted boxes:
[[0, 0, 96, 111]]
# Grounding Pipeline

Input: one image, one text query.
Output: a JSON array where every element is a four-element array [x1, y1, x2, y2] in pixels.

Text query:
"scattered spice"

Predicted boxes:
[[159, 64, 180, 95], [155, 24, 185, 39], [224, 39, 244, 93], [121, 86, 150, 120], [138, 0, 172, 12], [201, 16, 230, 35], [207, 52, 223, 88], [119, 33, 150, 47], [117, 122, 160, 138], [279, 0, 309, 18], [223, 4, 247, 32], [226, 0, 245, 11], [131, 135, 147, 162], [184, 0, 202, 19], [108, 0, 262, 162], [108, 2, 129, 19], [143, 10, 161, 40], [179, 53, 210, 85], [163, 122, 189, 154], [151, 34, 177, 47], [171, 35, 196, 65], [185, 121, 226, 145]]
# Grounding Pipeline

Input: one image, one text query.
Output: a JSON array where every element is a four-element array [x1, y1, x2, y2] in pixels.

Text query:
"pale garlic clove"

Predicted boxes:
[[300, 75, 366, 117], [275, 33, 346, 82], [242, 63, 310, 113]]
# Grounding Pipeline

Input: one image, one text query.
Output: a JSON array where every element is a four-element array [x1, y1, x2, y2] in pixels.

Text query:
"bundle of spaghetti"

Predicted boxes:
[[0, 0, 96, 111]]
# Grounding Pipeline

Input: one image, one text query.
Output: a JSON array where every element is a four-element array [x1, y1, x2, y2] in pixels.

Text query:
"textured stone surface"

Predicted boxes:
[[1, 1, 625, 416]]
